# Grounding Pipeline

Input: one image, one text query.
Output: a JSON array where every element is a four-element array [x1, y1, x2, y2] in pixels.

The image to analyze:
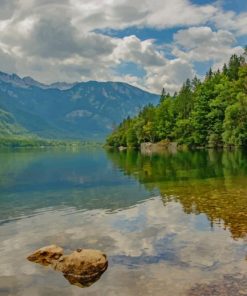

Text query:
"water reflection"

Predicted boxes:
[[106, 149, 247, 240], [189, 274, 247, 296], [0, 198, 246, 295], [0, 148, 246, 295], [0, 148, 154, 223]]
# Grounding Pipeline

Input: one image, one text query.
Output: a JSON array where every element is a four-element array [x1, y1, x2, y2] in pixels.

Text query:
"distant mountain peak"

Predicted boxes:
[[49, 82, 76, 90], [0, 70, 156, 94], [0, 71, 27, 88], [0, 70, 76, 90], [22, 76, 48, 89], [0, 69, 159, 140]]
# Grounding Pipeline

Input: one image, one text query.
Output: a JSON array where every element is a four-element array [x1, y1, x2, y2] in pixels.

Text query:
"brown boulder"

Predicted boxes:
[[27, 246, 108, 288], [27, 245, 63, 266], [53, 249, 108, 277], [63, 270, 106, 288]]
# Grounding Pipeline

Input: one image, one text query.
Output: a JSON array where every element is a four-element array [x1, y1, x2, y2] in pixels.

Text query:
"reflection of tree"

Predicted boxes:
[[0, 151, 38, 187], [160, 178, 247, 240], [106, 149, 247, 239]]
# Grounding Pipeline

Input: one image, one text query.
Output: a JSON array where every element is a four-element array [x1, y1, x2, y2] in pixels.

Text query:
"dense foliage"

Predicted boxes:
[[106, 51, 247, 148]]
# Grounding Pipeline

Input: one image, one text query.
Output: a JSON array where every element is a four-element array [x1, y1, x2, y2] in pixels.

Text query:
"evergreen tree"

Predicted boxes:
[[106, 52, 247, 148]]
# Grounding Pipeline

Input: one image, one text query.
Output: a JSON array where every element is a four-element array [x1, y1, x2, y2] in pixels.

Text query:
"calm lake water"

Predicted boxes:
[[0, 148, 246, 296]]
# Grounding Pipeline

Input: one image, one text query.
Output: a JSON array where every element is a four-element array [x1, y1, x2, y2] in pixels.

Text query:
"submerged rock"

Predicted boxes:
[[27, 246, 108, 288], [27, 245, 63, 266], [53, 249, 108, 276], [188, 274, 247, 296]]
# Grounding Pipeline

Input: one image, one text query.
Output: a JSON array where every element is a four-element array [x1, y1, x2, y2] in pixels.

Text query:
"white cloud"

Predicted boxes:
[[145, 59, 195, 93], [143, 0, 217, 28], [0, 49, 16, 73], [69, 0, 218, 31], [213, 10, 247, 36], [172, 26, 244, 72], [0, 0, 245, 93], [0, 0, 18, 20], [174, 27, 235, 50], [111, 35, 166, 67]]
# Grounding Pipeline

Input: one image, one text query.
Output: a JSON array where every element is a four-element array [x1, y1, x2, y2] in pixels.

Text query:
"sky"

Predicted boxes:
[[0, 0, 246, 94]]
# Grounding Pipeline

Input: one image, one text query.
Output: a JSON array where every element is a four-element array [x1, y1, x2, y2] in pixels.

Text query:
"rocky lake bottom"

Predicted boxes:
[[0, 148, 246, 295]]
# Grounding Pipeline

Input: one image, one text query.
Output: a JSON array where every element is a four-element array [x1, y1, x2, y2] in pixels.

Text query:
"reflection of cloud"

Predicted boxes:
[[0, 197, 246, 295], [108, 149, 247, 240]]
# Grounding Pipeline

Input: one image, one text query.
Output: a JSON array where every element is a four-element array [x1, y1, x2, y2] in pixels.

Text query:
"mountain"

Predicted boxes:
[[49, 82, 77, 90], [0, 71, 159, 140], [0, 71, 76, 90], [22, 76, 76, 90], [0, 108, 27, 136]]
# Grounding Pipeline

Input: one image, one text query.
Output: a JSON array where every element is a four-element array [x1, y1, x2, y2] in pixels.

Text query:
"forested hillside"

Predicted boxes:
[[107, 50, 247, 148], [0, 76, 159, 141]]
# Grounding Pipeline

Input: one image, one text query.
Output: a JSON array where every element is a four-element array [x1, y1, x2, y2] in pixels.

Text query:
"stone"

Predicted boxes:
[[53, 249, 108, 277], [27, 246, 108, 288], [63, 271, 106, 288], [27, 245, 63, 266], [118, 146, 127, 151]]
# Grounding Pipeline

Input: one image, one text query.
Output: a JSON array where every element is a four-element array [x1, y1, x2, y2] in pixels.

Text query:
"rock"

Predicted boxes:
[[118, 146, 127, 151], [27, 246, 108, 288], [53, 249, 108, 277], [140, 141, 179, 155], [27, 245, 63, 266], [63, 271, 105, 288]]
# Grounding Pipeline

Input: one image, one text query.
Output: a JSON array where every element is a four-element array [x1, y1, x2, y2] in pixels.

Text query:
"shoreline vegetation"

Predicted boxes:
[[0, 136, 102, 149], [106, 51, 247, 150]]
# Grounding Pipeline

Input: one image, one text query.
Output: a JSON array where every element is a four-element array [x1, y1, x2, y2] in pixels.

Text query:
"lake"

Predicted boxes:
[[0, 148, 246, 295]]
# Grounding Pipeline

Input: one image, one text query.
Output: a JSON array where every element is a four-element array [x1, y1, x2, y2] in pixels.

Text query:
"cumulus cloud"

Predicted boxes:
[[172, 26, 244, 71], [0, 49, 16, 73], [145, 59, 195, 93], [0, 0, 19, 20], [213, 10, 247, 36], [26, 18, 115, 59], [174, 27, 235, 50], [69, 0, 217, 31], [112, 35, 166, 67], [0, 0, 245, 93], [143, 0, 217, 28]]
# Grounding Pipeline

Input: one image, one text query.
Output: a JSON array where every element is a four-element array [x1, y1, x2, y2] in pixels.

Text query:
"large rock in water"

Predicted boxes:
[[53, 249, 108, 287], [27, 246, 108, 288], [53, 249, 108, 276], [27, 245, 63, 266]]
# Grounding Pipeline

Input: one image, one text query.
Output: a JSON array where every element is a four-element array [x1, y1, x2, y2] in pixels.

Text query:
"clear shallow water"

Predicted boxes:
[[0, 148, 246, 296]]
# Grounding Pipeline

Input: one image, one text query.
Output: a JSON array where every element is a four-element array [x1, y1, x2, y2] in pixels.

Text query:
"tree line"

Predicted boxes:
[[106, 50, 247, 148]]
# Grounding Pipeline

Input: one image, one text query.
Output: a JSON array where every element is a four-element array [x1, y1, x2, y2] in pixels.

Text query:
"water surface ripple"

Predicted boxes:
[[0, 148, 246, 295]]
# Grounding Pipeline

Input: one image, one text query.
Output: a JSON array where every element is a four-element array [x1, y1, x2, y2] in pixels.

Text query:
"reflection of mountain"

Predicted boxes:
[[106, 149, 247, 239], [0, 149, 153, 223]]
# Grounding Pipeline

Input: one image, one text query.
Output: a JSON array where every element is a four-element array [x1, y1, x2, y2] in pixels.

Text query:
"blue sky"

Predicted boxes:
[[0, 0, 246, 93], [220, 0, 247, 13], [97, 0, 247, 87]]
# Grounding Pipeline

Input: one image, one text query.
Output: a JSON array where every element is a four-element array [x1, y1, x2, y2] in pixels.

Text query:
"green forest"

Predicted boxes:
[[106, 50, 247, 148], [0, 136, 100, 149]]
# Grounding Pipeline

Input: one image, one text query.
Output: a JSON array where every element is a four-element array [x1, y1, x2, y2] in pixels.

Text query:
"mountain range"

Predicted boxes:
[[0, 71, 159, 140]]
